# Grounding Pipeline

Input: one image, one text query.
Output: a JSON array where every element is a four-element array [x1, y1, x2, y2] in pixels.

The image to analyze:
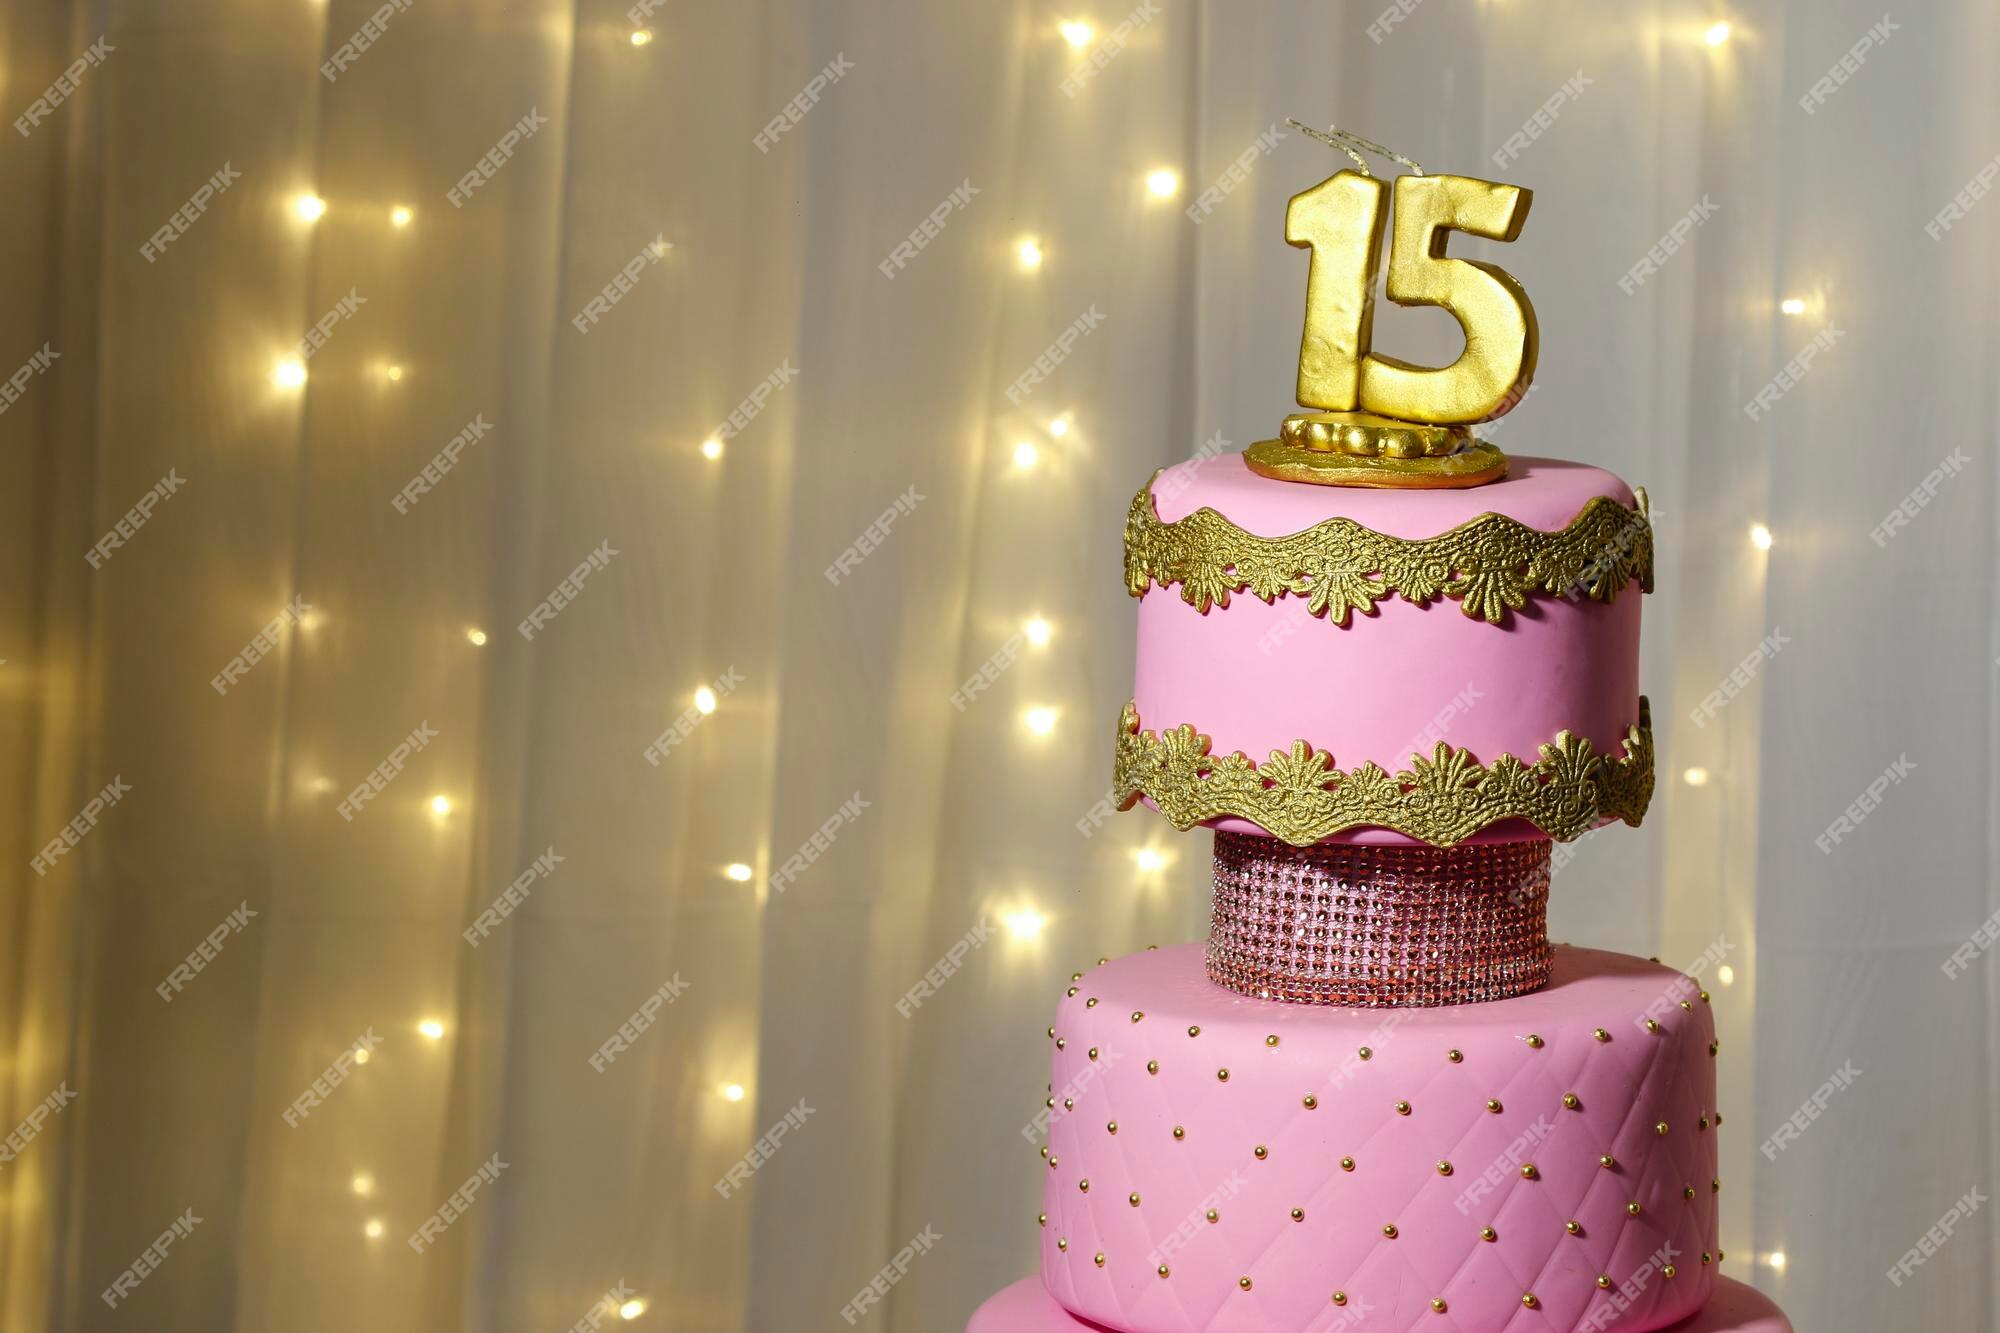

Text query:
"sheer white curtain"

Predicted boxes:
[[0, 2, 1991, 1331]]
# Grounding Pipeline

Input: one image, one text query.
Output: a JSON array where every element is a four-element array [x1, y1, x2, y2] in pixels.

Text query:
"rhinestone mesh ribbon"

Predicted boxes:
[[1207, 832, 1552, 1007]]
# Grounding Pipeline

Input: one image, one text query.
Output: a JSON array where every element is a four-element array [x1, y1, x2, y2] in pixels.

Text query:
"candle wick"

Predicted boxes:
[[1284, 120, 1426, 177]]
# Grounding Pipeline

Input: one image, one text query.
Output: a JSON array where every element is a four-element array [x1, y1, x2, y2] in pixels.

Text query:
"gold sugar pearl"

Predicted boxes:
[[1265, 1034, 1280, 1047], [1655, 1121, 1670, 1136], [1479, 1226, 1497, 1242], [1486, 1098, 1503, 1113], [1684, 1187, 1696, 1200], [1238, 1277, 1253, 1291], [1713, 1178, 1723, 1192], [1063, 1098, 1074, 1111], [1045, 1098, 1055, 1110], [1157, 1265, 1170, 1278], [1097, 957, 1108, 965], [1049, 1155, 1059, 1168], [1172, 1126, 1185, 1140], [1566, 1220, 1582, 1235], [1597, 1275, 1613, 1290], [1435, 1160, 1453, 1176], [1709, 1041, 1720, 1056], [1332, 1291, 1348, 1306], [1146, 1060, 1159, 1075], [1254, 1145, 1269, 1160], [1217, 1068, 1230, 1082], [1087, 1048, 1098, 1061], [1055, 1038, 1066, 1050], [1358, 1046, 1372, 1060], [1663, 1265, 1678, 1279], [1085, 998, 1098, 1008], [1038, 1213, 1047, 1226], [1523, 1294, 1539, 1310], [1093, 1253, 1105, 1268], [1593, 1028, 1611, 1042], [1079, 1179, 1089, 1192], [1430, 1298, 1447, 1313], [1715, 1113, 1724, 1126], [1627, 1201, 1642, 1216], [1188, 1025, 1201, 1038], [1340, 1156, 1356, 1172], [1525, 1034, 1545, 1049], [1520, 1163, 1539, 1180], [1600, 1154, 1617, 1170], [1563, 1093, 1581, 1110], [1303, 1094, 1319, 1110], [1446, 1049, 1463, 1063], [1066, 987, 1078, 998], [1291, 1207, 1305, 1222], [1702, 1251, 1713, 1266], [1699, 989, 1711, 1003], [1106, 1121, 1117, 1135], [1718, 1249, 1726, 1261], [1680, 1000, 1694, 1012], [1394, 1101, 1411, 1116], [1131, 1011, 1144, 1023], [1699, 1115, 1710, 1131], [1058, 1238, 1068, 1251], [1205, 1209, 1219, 1223], [1071, 972, 1082, 982], [1128, 1192, 1141, 1207], [1645, 1019, 1661, 1034], [1382, 1224, 1399, 1239], [1046, 1026, 1056, 1039]]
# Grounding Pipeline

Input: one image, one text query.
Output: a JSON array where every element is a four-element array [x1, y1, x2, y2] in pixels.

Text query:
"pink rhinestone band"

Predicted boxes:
[[1207, 832, 1552, 1007]]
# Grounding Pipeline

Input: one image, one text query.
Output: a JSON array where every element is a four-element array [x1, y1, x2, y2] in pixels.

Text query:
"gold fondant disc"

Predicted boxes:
[[1245, 437, 1509, 489]]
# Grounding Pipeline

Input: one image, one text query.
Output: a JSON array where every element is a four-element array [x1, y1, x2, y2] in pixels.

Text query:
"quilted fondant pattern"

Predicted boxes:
[[1035, 946, 1720, 1333]]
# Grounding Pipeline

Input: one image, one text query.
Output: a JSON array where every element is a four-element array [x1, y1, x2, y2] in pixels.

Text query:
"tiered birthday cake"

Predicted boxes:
[[966, 129, 1790, 1332]]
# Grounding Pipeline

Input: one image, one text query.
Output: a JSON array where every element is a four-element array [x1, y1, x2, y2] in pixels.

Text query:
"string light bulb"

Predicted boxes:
[[1717, 964, 1736, 987], [630, 28, 654, 46], [364, 1219, 385, 1239], [1016, 237, 1044, 270], [700, 437, 724, 460], [466, 628, 487, 646], [1146, 168, 1181, 199], [294, 193, 327, 223], [390, 204, 413, 228], [1047, 416, 1071, 438], [351, 1173, 375, 1196], [1134, 846, 1167, 872], [724, 862, 753, 882], [429, 794, 452, 816], [1779, 297, 1806, 316], [694, 685, 719, 714], [1682, 767, 1710, 787], [1003, 906, 1048, 939], [1749, 523, 1773, 551], [722, 1082, 746, 1102], [1059, 20, 1094, 48], [418, 1018, 446, 1040], [1764, 1251, 1786, 1272], [619, 1299, 647, 1320], [352, 1046, 371, 1065], [1704, 20, 1731, 45], [273, 357, 308, 389], [1023, 615, 1052, 647], [1013, 441, 1039, 470], [383, 363, 405, 382], [1024, 705, 1058, 736]]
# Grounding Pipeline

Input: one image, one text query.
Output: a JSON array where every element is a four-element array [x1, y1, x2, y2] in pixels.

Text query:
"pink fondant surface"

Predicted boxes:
[[1131, 455, 1643, 845], [966, 1275, 1790, 1333], [1036, 945, 1720, 1333]]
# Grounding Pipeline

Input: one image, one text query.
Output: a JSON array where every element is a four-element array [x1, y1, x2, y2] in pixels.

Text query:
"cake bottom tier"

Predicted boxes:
[[1035, 944, 1723, 1332], [966, 1275, 1791, 1333]]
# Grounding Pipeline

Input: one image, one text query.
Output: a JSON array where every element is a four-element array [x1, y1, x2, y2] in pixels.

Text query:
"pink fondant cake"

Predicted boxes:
[[1126, 454, 1648, 847], [1033, 945, 1720, 1333], [957, 432, 1792, 1329]]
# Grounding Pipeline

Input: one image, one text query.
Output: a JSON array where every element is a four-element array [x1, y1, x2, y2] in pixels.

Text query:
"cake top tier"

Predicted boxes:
[[1115, 450, 1653, 848]]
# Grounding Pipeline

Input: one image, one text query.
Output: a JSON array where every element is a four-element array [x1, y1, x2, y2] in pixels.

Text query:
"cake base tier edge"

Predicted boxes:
[[966, 1274, 1791, 1333]]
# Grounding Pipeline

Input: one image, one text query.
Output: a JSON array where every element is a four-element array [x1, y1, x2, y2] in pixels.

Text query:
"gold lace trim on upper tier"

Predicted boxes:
[[1123, 477, 1653, 625], [1113, 698, 1653, 847]]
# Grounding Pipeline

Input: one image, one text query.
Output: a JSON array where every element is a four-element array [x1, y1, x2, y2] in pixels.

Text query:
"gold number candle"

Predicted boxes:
[[1285, 170, 1539, 425]]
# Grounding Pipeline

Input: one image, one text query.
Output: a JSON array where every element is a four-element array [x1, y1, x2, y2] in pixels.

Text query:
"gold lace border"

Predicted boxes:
[[1113, 698, 1653, 847], [1123, 478, 1653, 626]]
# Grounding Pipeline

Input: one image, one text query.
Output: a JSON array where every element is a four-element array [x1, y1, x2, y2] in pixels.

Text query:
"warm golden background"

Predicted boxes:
[[0, 1, 1992, 1330]]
